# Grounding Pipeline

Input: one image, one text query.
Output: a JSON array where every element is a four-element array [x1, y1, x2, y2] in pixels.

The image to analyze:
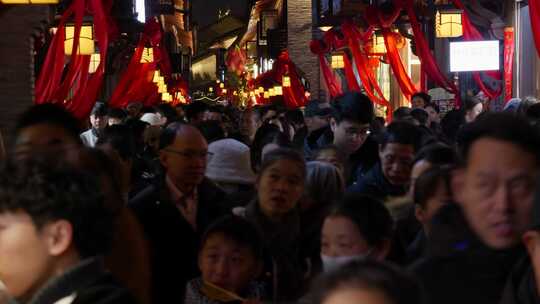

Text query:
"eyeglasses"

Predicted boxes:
[[163, 148, 213, 160], [345, 127, 371, 137]]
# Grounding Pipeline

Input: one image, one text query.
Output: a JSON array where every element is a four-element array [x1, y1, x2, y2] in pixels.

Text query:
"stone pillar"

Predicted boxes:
[[286, 0, 321, 101], [0, 6, 50, 146]]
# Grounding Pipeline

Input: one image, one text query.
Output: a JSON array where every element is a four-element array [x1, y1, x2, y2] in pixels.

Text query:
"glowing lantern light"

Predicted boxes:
[[282, 76, 291, 87], [64, 24, 95, 55], [435, 8, 463, 38], [268, 88, 275, 97], [274, 85, 283, 95], [264, 91, 270, 99], [220, 82, 225, 89], [372, 33, 386, 54], [209, 87, 214, 92], [331, 53, 345, 69], [88, 53, 100, 74], [140, 47, 154, 63]]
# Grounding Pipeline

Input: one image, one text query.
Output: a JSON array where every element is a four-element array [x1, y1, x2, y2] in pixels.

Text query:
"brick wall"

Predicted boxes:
[[0, 6, 50, 147], [287, 0, 322, 102]]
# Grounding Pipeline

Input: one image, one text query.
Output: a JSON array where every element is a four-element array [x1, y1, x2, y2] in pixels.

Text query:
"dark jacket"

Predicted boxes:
[[412, 204, 526, 304], [128, 177, 229, 304], [499, 256, 540, 304], [26, 258, 136, 304], [347, 163, 407, 202], [406, 229, 428, 265], [304, 126, 378, 185], [238, 201, 305, 302]]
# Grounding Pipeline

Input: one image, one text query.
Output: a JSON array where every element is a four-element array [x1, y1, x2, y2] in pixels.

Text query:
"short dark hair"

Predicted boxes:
[[463, 97, 482, 111], [96, 124, 136, 161], [331, 92, 374, 125], [159, 122, 188, 150], [285, 109, 305, 127], [392, 107, 413, 121], [410, 108, 429, 125], [459, 112, 540, 165], [185, 101, 208, 122], [251, 124, 292, 171], [328, 193, 393, 247], [413, 142, 457, 166], [91, 102, 108, 117], [200, 215, 264, 261], [0, 158, 114, 258], [412, 92, 431, 104], [313, 145, 346, 164], [259, 148, 306, 179], [312, 260, 425, 304], [379, 122, 422, 152], [15, 104, 82, 143], [107, 108, 127, 120], [424, 102, 440, 114], [156, 103, 179, 125], [414, 166, 453, 208], [195, 120, 225, 144]]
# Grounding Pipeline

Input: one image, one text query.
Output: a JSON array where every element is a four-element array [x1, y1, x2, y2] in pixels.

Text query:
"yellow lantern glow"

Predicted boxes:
[[220, 82, 225, 89], [222, 89, 227, 94], [1, 0, 58, 5], [372, 33, 386, 53], [264, 91, 270, 99], [274, 85, 283, 95], [258, 86, 264, 94], [88, 53, 100, 74], [64, 24, 95, 55], [158, 83, 167, 94], [140, 47, 154, 63], [282, 76, 291, 87], [152, 71, 161, 83], [268, 88, 275, 97], [233, 91, 238, 96], [209, 87, 214, 93], [331, 53, 345, 69], [435, 9, 463, 38]]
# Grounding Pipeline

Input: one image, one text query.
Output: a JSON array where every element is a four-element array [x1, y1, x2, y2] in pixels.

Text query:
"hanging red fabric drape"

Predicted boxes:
[[35, 0, 109, 120], [310, 40, 343, 98], [452, 0, 502, 100], [343, 54, 361, 92], [362, 3, 417, 101], [529, 0, 540, 58], [341, 22, 392, 121], [403, 0, 461, 106], [383, 29, 417, 100], [109, 19, 170, 108]]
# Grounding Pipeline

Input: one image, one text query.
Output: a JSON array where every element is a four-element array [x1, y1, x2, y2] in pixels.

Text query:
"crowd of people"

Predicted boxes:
[[1, 91, 540, 304]]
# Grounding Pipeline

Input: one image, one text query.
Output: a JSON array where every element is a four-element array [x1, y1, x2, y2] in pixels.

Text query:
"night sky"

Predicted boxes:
[[192, 0, 250, 28]]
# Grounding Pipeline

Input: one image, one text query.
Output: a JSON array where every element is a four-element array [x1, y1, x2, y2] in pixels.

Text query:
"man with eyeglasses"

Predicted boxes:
[[129, 123, 228, 304], [305, 92, 379, 185], [413, 113, 540, 304], [348, 121, 422, 202]]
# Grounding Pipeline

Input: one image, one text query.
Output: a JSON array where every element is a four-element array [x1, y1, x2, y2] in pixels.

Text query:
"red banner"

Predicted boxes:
[[503, 27, 515, 104]]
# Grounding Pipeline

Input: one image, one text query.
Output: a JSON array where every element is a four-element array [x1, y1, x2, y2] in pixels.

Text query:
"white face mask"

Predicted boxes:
[[321, 249, 373, 273]]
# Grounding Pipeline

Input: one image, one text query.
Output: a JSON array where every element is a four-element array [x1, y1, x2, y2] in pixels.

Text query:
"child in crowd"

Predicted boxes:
[[184, 215, 266, 304], [321, 193, 394, 272], [313, 260, 425, 304]]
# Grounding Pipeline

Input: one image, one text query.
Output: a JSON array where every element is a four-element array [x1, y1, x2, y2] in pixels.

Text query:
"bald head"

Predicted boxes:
[[159, 123, 209, 192]]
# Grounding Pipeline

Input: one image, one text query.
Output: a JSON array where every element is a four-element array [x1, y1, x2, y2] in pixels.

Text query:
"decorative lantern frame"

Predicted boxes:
[[331, 52, 345, 69], [372, 32, 386, 54], [64, 22, 95, 55], [435, 7, 463, 38]]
